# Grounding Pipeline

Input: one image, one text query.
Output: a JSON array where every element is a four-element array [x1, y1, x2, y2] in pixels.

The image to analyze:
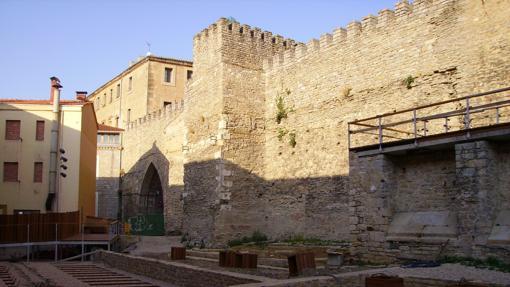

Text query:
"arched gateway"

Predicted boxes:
[[127, 163, 165, 235]]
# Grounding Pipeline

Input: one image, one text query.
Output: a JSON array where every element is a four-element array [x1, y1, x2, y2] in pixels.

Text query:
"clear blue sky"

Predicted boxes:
[[0, 0, 397, 100]]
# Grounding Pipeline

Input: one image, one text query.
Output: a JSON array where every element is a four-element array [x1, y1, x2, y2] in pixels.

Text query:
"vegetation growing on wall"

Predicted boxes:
[[277, 127, 288, 141], [403, 75, 416, 89], [228, 231, 268, 247], [288, 132, 296, 148]]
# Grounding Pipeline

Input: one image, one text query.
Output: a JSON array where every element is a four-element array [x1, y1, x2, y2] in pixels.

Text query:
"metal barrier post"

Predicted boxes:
[[26, 224, 30, 263], [347, 123, 351, 149], [81, 224, 84, 262], [413, 110, 417, 146], [465, 97, 471, 138], [378, 116, 382, 151], [54, 223, 58, 262]]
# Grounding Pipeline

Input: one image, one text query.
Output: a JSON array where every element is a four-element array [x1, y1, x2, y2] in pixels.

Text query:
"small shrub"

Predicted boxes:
[[283, 235, 347, 246], [403, 75, 415, 89], [288, 132, 296, 148], [277, 128, 288, 141], [275, 96, 288, 124], [227, 231, 269, 247]]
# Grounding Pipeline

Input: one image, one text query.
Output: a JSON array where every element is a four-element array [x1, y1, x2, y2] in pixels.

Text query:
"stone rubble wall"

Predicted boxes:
[[121, 104, 185, 233], [94, 251, 262, 287], [117, 0, 510, 261]]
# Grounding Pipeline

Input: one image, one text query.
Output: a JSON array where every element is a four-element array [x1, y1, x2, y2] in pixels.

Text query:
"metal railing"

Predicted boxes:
[[0, 221, 121, 262], [348, 87, 510, 151]]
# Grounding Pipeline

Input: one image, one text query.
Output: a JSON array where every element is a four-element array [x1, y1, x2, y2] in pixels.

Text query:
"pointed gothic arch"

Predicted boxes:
[[139, 163, 164, 215]]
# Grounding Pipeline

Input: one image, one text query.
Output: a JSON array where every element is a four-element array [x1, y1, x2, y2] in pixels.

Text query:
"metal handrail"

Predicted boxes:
[[348, 87, 510, 150], [348, 86, 510, 124]]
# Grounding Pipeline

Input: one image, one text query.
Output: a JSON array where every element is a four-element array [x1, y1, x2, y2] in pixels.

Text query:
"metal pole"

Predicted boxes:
[[465, 97, 471, 138], [81, 224, 84, 262], [347, 123, 351, 149], [378, 117, 383, 151], [413, 110, 417, 146], [26, 224, 29, 263], [54, 223, 58, 262]]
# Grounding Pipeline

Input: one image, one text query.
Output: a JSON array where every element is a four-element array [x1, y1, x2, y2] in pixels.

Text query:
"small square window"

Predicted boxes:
[[3, 162, 18, 182], [36, 120, 44, 141], [5, 120, 20, 140], [187, 70, 193, 80], [164, 68, 173, 83]]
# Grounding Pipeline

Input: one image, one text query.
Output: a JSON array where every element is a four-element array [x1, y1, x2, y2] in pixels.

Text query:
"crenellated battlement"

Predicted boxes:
[[126, 103, 184, 131], [263, 0, 449, 72], [193, 17, 299, 58]]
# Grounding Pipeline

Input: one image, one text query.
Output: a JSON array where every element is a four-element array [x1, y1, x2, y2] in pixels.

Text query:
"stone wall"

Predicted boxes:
[[96, 142, 122, 219], [121, 105, 185, 232], [114, 0, 510, 261], [94, 251, 262, 287], [349, 140, 510, 262], [178, 0, 510, 246]]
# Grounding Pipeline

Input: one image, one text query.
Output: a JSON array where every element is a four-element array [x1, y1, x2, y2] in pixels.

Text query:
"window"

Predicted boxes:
[[115, 116, 119, 127], [187, 70, 193, 80], [36, 121, 44, 141], [116, 84, 121, 98], [5, 120, 20, 140], [97, 134, 101, 143], [164, 68, 173, 83], [164, 101, 172, 110], [96, 97, 100, 109], [128, 76, 133, 91], [109, 89, 113, 103], [103, 93, 106, 106], [127, 109, 131, 123], [34, 162, 43, 182], [3, 162, 18, 182]]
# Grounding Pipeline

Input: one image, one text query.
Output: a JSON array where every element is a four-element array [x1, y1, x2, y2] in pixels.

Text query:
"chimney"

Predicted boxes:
[[50, 76, 61, 102], [76, 91, 88, 102]]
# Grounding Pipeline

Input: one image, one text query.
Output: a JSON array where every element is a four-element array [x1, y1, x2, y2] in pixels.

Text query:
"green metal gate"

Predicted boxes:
[[127, 214, 164, 236]]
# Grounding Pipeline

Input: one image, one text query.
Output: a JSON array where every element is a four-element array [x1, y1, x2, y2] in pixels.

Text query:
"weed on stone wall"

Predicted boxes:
[[403, 75, 416, 89], [283, 235, 348, 246], [228, 231, 269, 247], [277, 128, 288, 141], [275, 97, 288, 124], [288, 132, 296, 148]]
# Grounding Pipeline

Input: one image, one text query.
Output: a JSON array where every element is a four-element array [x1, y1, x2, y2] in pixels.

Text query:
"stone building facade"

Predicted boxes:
[[114, 0, 509, 261], [88, 55, 193, 129]]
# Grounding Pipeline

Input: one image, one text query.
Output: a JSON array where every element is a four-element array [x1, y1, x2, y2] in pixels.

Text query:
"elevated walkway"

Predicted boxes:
[[349, 87, 510, 156]]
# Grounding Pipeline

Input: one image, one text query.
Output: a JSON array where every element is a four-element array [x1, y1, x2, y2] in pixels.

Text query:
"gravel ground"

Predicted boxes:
[[129, 236, 182, 256], [333, 263, 510, 286]]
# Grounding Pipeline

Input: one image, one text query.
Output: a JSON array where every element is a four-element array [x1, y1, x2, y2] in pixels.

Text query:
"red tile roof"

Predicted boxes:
[[0, 99, 86, 105], [98, 124, 124, 132]]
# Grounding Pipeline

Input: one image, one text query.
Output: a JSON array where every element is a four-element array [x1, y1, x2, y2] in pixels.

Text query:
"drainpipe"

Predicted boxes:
[[46, 77, 62, 212]]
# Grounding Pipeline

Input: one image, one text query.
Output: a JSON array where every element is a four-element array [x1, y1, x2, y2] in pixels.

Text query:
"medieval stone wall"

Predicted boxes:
[[117, 0, 510, 260], [121, 105, 185, 232]]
